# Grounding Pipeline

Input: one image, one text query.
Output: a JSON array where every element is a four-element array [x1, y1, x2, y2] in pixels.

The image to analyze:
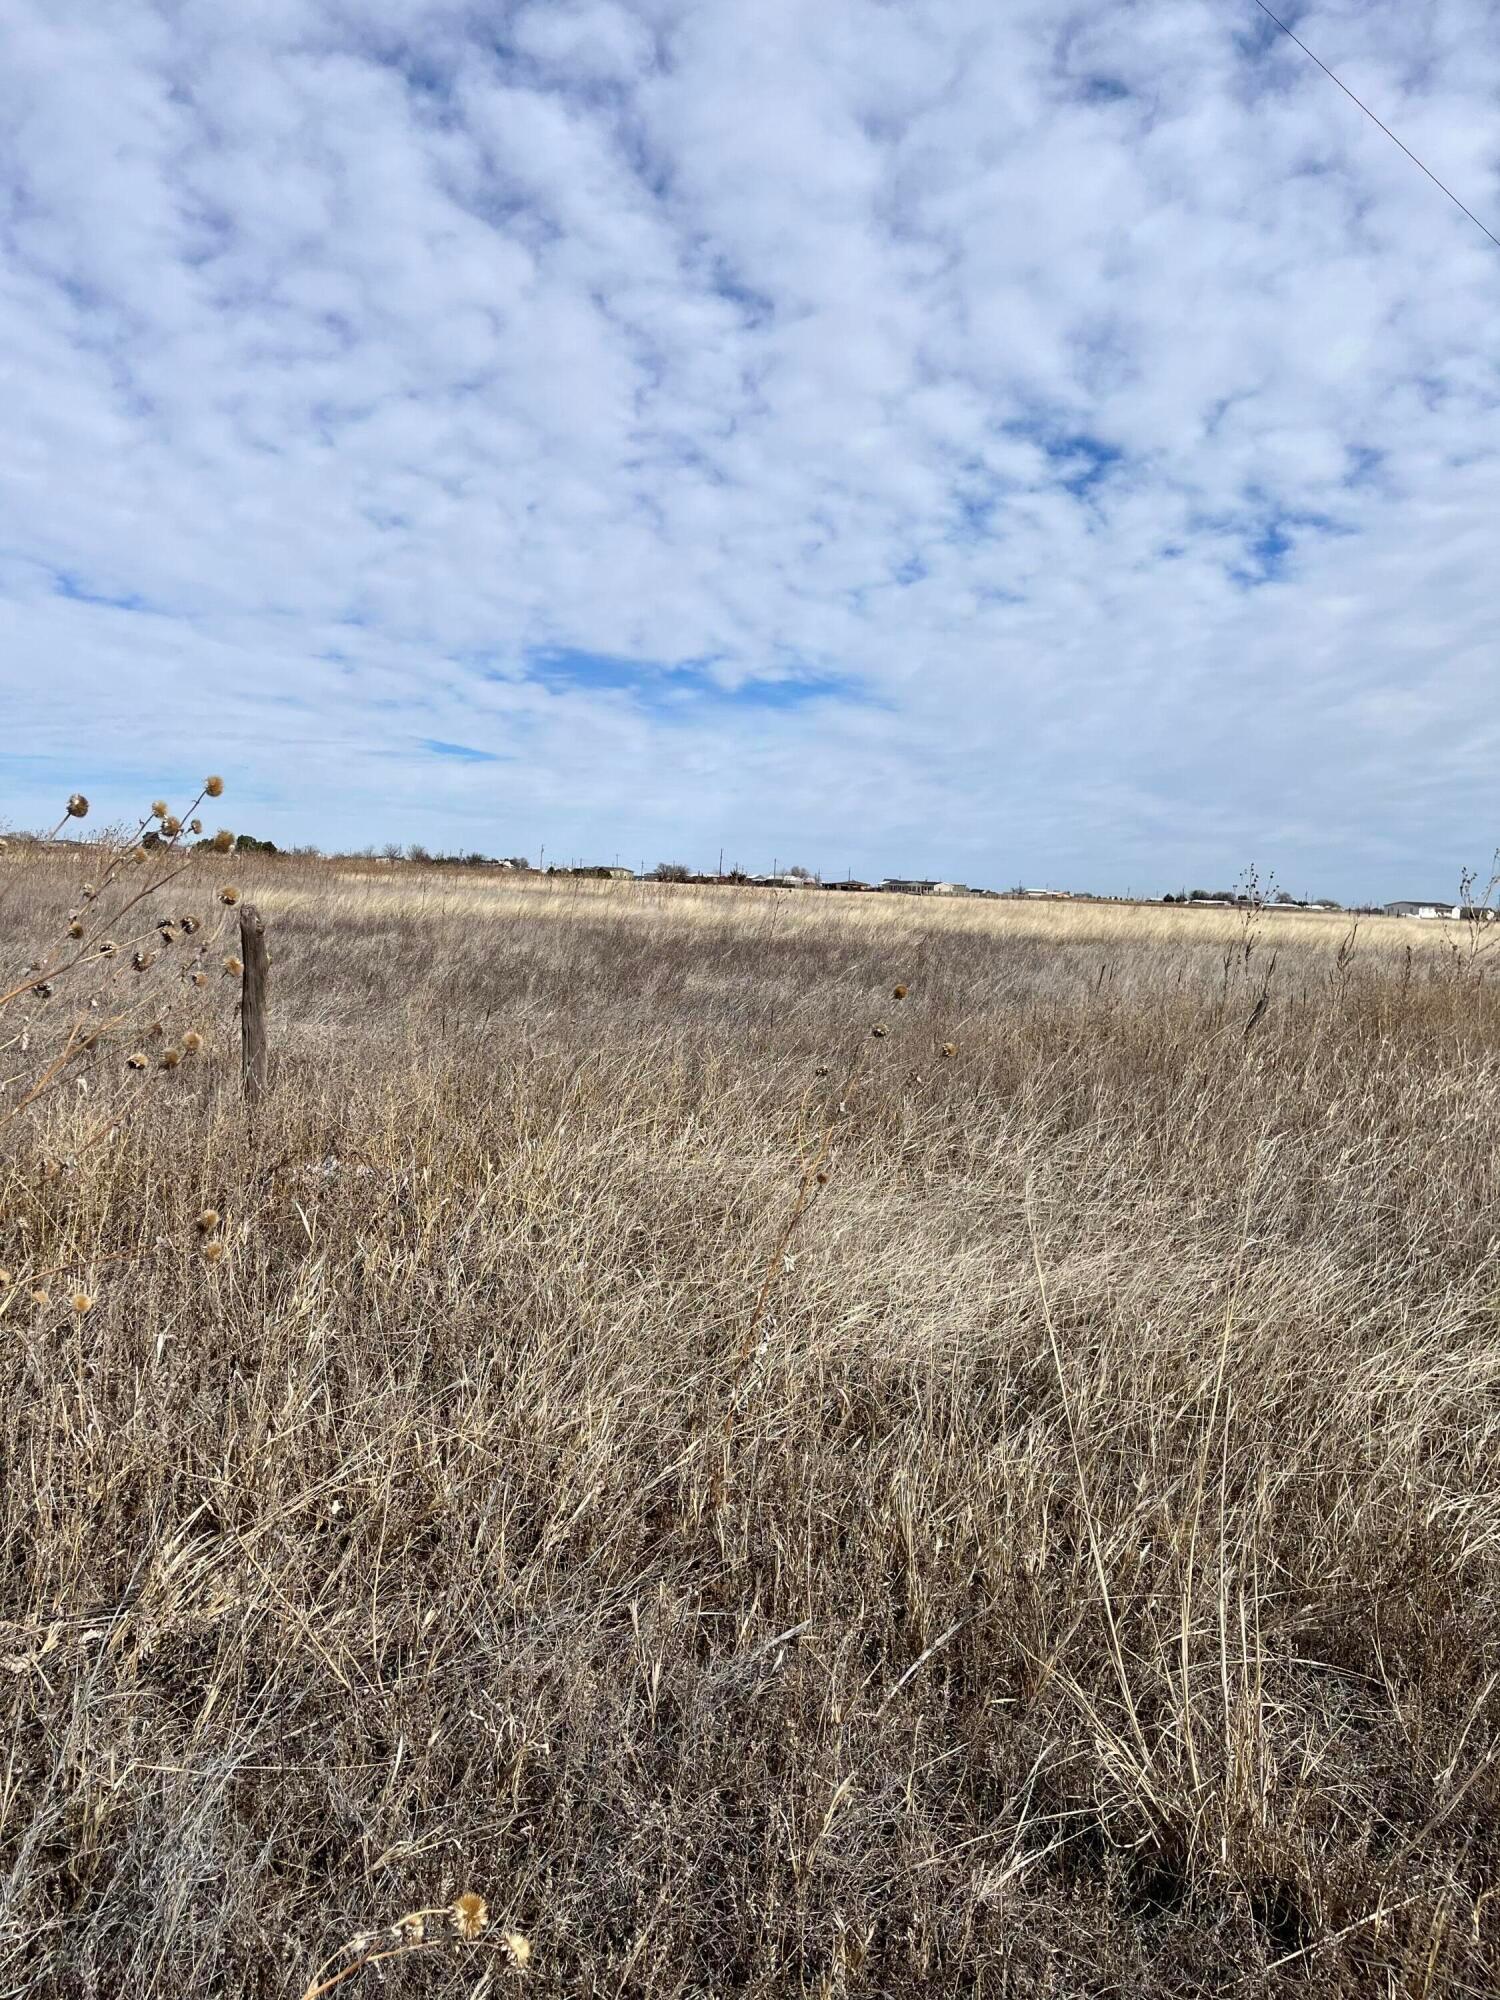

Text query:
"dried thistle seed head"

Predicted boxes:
[[196, 1208, 219, 1233], [126, 1051, 148, 1070], [132, 950, 155, 972], [189, 817, 202, 835], [0, 1269, 11, 1289], [81, 882, 95, 898], [161, 816, 182, 838], [34, 981, 53, 999], [68, 920, 84, 939], [160, 1047, 181, 1069], [211, 828, 233, 853], [219, 886, 239, 905], [391, 1914, 426, 1943], [71, 1292, 93, 1315], [150, 800, 169, 820], [223, 955, 243, 976], [191, 971, 208, 987], [66, 793, 89, 819], [940, 1041, 957, 1058], [98, 939, 118, 957], [182, 1030, 202, 1053], [202, 1239, 225, 1264], [450, 1893, 488, 1939], [871, 1023, 888, 1038], [179, 916, 199, 934], [131, 845, 148, 864], [504, 1933, 531, 1967], [205, 774, 224, 797], [893, 984, 908, 999], [159, 926, 179, 945], [30, 1288, 50, 1308]]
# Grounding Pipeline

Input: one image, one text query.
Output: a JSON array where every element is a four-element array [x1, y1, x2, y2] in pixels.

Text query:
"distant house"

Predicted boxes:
[[573, 865, 635, 880], [881, 878, 963, 896], [755, 873, 813, 889], [825, 879, 872, 891], [1384, 900, 1459, 919]]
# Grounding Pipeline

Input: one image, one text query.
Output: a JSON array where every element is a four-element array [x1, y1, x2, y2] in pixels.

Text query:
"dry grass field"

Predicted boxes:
[[2, 842, 1499, 1996]]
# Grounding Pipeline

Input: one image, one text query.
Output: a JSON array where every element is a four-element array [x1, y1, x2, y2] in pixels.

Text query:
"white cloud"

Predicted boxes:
[[2, 0, 1498, 895]]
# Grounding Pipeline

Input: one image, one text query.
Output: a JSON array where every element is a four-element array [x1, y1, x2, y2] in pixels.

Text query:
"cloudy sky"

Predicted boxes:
[[3, 2, 1498, 895]]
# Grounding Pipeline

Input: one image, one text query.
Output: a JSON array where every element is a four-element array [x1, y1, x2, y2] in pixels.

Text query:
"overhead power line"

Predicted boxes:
[[1250, 0, 1500, 253]]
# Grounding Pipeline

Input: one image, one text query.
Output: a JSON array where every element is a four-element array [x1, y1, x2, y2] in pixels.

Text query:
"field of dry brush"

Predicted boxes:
[[2, 850, 1498, 1996]]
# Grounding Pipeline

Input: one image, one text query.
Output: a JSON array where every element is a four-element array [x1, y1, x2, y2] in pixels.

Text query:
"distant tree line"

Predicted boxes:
[[140, 828, 282, 855], [1162, 887, 1341, 909], [395, 844, 531, 868]]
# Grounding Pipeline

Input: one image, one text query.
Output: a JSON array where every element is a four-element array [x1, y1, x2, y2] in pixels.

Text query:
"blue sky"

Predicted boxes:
[[2, 1, 1498, 897]]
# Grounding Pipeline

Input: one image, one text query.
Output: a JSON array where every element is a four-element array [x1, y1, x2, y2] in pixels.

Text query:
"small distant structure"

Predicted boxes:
[[573, 865, 635, 880], [1, 834, 78, 854], [825, 878, 872, 891], [881, 878, 963, 896], [1380, 900, 1497, 921], [755, 873, 813, 889]]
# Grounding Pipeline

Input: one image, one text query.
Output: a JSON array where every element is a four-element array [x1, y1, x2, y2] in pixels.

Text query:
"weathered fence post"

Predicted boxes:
[[239, 903, 269, 1102]]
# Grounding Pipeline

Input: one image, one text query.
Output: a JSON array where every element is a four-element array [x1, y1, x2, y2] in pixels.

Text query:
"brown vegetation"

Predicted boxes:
[[2, 850, 1497, 1995]]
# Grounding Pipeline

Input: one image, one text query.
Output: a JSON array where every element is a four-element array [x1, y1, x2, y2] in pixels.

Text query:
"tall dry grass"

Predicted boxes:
[[1, 852, 1497, 1996]]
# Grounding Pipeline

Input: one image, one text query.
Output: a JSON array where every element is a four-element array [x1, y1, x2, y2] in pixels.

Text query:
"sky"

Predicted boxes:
[[2, 1, 1498, 898]]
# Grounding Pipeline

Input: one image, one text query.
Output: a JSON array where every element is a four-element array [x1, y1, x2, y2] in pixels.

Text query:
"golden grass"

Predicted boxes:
[[1, 848, 1497, 1996]]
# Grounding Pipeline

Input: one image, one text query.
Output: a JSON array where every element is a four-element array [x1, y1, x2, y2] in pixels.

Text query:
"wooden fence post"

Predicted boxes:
[[239, 904, 269, 1102]]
